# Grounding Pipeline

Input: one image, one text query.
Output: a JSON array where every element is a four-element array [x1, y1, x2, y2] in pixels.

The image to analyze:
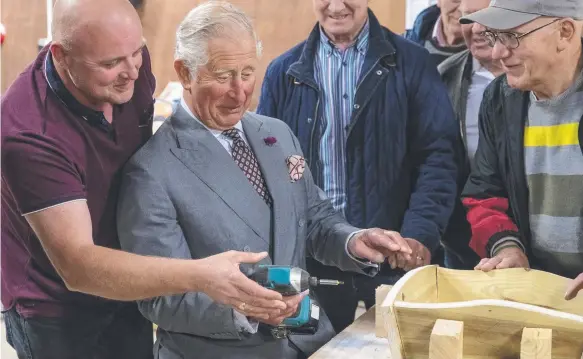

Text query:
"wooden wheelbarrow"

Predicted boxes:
[[375, 265, 583, 359]]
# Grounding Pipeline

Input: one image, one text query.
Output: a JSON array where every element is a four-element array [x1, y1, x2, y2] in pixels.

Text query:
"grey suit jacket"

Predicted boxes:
[[117, 106, 375, 359]]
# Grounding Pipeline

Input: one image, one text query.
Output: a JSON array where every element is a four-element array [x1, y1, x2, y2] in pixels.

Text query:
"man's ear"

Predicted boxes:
[[50, 42, 69, 68], [174, 60, 192, 91], [557, 18, 577, 52]]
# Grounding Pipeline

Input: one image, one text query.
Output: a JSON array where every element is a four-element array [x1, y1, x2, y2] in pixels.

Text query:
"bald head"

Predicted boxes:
[[49, 0, 146, 110], [575, 20, 583, 37], [52, 0, 141, 51]]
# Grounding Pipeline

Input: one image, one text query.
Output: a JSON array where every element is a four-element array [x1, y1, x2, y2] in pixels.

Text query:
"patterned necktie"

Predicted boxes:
[[222, 128, 272, 206]]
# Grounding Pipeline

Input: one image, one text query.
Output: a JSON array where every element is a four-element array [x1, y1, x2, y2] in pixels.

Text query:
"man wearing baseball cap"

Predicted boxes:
[[458, 0, 583, 299]]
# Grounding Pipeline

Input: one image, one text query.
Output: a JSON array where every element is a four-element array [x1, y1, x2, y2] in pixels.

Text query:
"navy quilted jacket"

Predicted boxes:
[[403, 4, 440, 46], [256, 10, 459, 253]]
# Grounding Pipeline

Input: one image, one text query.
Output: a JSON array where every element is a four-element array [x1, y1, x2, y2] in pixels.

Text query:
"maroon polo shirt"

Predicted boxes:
[[1, 45, 155, 317]]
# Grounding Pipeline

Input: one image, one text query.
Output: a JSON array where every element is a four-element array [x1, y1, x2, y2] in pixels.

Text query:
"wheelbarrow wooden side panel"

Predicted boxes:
[[395, 300, 583, 359], [379, 265, 583, 359]]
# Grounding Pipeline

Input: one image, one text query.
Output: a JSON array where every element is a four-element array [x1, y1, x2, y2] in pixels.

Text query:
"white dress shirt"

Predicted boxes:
[[180, 97, 249, 154]]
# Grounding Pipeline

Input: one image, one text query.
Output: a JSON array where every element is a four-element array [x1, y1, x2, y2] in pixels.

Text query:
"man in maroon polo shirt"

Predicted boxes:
[[0, 0, 287, 358]]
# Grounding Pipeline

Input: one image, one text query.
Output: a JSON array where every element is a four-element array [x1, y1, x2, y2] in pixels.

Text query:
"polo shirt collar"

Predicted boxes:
[[44, 53, 112, 132]]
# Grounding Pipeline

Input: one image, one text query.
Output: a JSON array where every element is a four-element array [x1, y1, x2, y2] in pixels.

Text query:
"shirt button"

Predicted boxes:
[[298, 219, 305, 227], [342, 62, 347, 66], [244, 246, 251, 252], [376, 70, 382, 76], [343, 94, 348, 100], [307, 117, 313, 124], [354, 104, 360, 110]]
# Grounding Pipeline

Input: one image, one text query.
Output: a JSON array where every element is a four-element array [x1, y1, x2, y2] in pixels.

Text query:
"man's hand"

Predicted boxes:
[[474, 246, 530, 272], [248, 291, 309, 326], [348, 228, 412, 263], [388, 238, 431, 271], [198, 251, 286, 319], [565, 273, 583, 300]]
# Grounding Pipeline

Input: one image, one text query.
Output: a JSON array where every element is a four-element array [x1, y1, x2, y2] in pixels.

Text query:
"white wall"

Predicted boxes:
[[406, 0, 437, 29]]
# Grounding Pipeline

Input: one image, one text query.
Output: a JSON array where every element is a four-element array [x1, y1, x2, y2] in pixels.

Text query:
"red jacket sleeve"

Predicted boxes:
[[462, 197, 519, 258]]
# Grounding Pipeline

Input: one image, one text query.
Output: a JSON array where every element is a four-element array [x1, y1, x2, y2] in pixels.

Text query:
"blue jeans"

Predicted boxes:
[[3, 304, 153, 359]]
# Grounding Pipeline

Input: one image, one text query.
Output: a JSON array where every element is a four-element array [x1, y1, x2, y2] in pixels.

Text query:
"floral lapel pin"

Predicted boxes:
[[286, 155, 305, 182], [264, 136, 277, 146]]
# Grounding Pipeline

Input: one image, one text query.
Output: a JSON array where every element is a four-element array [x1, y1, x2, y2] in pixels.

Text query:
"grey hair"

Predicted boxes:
[[174, 1, 262, 76]]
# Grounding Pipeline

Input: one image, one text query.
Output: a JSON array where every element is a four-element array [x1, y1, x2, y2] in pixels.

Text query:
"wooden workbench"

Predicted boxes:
[[309, 307, 391, 359]]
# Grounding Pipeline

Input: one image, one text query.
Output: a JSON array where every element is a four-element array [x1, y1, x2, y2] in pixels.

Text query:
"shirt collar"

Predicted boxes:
[[432, 17, 447, 47], [179, 96, 243, 138], [472, 57, 496, 80], [44, 52, 110, 129], [319, 19, 370, 55]]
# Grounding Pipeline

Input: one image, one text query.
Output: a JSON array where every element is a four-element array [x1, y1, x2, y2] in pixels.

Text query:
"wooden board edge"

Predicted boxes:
[[380, 265, 438, 359], [375, 285, 393, 338], [393, 298, 583, 324]]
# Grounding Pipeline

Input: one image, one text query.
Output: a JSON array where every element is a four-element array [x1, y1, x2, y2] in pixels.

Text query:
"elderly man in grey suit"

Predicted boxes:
[[117, 2, 412, 359]]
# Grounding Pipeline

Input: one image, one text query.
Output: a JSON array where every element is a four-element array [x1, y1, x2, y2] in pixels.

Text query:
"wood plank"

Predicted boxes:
[[521, 328, 552, 359], [436, 267, 583, 317], [394, 300, 583, 359], [380, 266, 438, 359], [428, 319, 463, 359], [375, 284, 393, 338], [309, 307, 391, 359], [390, 265, 438, 304]]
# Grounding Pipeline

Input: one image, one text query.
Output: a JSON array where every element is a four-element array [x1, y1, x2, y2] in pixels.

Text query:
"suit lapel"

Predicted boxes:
[[169, 106, 271, 244], [242, 114, 296, 265]]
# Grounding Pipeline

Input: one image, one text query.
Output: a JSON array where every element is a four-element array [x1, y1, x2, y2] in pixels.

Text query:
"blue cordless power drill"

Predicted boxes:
[[248, 265, 343, 338]]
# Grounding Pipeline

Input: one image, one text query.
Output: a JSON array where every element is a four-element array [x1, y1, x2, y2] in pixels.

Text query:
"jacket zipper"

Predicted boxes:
[[309, 97, 321, 182], [508, 99, 530, 253]]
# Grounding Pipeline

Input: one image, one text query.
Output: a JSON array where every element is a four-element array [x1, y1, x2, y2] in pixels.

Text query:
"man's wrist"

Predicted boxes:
[[490, 236, 525, 257], [346, 230, 365, 258], [345, 230, 378, 268], [183, 258, 208, 293]]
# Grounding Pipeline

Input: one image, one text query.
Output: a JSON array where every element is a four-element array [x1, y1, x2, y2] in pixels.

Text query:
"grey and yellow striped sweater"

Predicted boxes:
[[525, 70, 583, 279]]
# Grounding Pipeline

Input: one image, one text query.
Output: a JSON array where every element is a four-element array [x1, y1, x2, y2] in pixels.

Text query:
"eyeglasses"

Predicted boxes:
[[482, 18, 561, 49]]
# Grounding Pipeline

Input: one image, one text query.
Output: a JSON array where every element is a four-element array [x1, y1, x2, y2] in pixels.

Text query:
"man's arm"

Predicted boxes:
[[25, 202, 282, 306], [26, 201, 205, 300], [3, 133, 283, 307], [400, 54, 460, 256], [461, 84, 528, 270], [284, 128, 409, 273]]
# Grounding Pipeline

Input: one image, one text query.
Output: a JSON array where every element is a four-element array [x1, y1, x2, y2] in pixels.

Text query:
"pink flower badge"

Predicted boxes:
[[264, 136, 277, 146], [286, 155, 305, 182]]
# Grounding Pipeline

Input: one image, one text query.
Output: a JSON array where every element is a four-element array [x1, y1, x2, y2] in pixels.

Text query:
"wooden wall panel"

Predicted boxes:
[[1, 0, 48, 92], [141, 0, 406, 108], [0, 0, 406, 102]]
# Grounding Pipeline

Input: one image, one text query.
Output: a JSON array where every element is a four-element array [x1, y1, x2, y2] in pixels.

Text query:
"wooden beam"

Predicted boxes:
[[521, 328, 552, 359], [375, 285, 393, 338], [429, 319, 464, 359]]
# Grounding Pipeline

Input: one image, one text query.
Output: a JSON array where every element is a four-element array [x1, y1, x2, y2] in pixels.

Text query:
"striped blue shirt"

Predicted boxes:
[[314, 22, 369, 212]]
